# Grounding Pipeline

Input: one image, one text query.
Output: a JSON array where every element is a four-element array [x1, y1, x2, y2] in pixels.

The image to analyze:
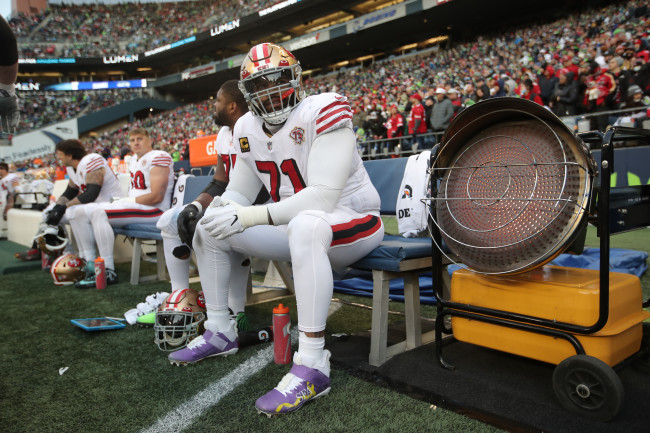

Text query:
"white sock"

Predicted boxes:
[[204, 307, 236, 340], [296, 332, 329, 376], [162, 233, 190, 291], [227, 257, 250, 315]]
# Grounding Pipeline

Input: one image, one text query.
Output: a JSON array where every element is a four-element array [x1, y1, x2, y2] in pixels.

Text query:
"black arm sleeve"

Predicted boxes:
[[77, 183, 102, 204], [0, 16, 17, 66], [61, 184, 80, 200], [201, 179, 227, 198]]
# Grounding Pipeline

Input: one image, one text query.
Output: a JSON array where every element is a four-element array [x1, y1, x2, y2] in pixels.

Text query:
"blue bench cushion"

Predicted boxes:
[[351, 235, 433, 272], [114, 223, 162, 241]]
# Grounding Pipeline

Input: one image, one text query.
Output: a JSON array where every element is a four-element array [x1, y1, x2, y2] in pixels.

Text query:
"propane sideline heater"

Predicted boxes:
[[426, 98, 650, 423], [431, 97, 596, 274]]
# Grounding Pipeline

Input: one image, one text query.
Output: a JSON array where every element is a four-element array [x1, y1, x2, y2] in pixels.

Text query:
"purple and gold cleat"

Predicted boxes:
[[255, 362, 331, 416], [168, 330, 238, 365]]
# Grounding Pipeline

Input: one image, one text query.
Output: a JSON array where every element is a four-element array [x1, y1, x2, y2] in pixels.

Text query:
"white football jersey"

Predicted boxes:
[[215, 125, 237, 180], [66, 153, 122, 203], [128, 149, 174, 210], [232, 92, 379, 213], [1, 173, 20, 194]]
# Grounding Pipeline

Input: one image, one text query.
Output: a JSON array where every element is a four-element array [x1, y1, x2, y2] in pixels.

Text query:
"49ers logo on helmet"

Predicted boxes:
[[68, 258, 82, 267], [197, 292, 206, 308]]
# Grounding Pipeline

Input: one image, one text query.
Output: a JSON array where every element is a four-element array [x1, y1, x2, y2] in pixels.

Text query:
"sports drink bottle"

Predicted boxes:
[[95, 257, 106, 290], [238, 326, 273, 348], [272, 303, 291, 364]]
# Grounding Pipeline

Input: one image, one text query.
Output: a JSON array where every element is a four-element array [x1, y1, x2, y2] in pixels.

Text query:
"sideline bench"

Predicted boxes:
[[113, 175, 212, 284], [353, 156, 452, 367], [114, 175, 296, 302]]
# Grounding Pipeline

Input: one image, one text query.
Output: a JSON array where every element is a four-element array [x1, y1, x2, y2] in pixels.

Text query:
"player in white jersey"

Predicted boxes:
[[169, 43, 384, 416], [75, 127, 175, 288], [0, 162, 20, 220], [15, 140, 124, 262], [156, 80, 251, 327]]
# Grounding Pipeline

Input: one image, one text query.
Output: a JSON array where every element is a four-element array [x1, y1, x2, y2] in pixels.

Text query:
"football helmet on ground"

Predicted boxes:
[[154, 288, 206, 351], [34, 223, 68, 255], [239, 42, 305, 125], [50, 253, 86, 286]]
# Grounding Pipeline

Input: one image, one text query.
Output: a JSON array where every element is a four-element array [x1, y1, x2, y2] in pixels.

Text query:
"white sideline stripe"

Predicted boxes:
[[139, 345, 274, 433], [140, 328, 301, 433]]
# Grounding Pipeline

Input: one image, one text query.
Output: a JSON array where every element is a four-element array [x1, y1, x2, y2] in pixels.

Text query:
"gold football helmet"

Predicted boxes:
[[154, 288, 206, 351], [239, 42, 305, 125], [50, 253, 86, 286]]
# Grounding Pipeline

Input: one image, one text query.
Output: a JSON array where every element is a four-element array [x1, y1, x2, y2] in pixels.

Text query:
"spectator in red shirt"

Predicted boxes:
[[384, 103, 404, 156], [521, 79, 544, 106], [407, 93, 427, 152]]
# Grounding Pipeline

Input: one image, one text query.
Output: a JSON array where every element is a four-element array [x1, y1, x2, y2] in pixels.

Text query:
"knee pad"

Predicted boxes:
[[90, 206, 108, 223], [287, 211, 332, 248]]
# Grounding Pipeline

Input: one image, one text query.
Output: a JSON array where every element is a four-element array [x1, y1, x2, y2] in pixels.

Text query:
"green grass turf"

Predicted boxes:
[[0, 262, 501, 433], [1, 225, 647, 432], [0, 240, 42, 274]]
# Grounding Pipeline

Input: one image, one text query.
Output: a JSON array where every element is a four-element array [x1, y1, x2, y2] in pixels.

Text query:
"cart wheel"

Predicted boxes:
[[552, 355, 624, 422]]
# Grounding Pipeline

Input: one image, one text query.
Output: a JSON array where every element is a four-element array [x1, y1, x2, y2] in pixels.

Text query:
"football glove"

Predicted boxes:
[[201, 197, 269, 240], [0, 94, 19, 134], [177, 203, 201, 246], [45, 204, 66, 226]]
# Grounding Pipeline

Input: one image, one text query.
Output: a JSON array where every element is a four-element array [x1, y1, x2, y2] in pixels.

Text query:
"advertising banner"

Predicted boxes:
[[285, 31, 329, 52], [345, 4, 406, 34], [189, 134, 220, 168], [0, 119, 79, 162]]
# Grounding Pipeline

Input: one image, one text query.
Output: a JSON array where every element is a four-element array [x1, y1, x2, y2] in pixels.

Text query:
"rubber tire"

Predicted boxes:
[[552, 354, 624, 422]]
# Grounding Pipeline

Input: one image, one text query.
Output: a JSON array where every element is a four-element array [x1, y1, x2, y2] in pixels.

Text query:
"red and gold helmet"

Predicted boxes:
[[50, 253, 86, 286], [239, 42, 305, 125], [154, 288, 206, 351]]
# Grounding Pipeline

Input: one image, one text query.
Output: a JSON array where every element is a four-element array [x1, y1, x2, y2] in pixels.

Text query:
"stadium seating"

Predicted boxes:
[[352, 156, 452, 367]]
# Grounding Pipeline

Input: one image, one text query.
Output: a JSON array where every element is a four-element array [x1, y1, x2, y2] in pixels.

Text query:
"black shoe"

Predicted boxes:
[[106, 268, 119, 285]]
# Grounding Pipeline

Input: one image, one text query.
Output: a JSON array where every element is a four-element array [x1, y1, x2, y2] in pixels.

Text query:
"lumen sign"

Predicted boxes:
[[210, 19, 240, 36], [103, 54, 139, 64]]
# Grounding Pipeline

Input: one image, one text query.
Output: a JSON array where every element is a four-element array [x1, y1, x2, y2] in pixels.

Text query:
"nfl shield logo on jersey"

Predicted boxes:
[[289, 127, 305, 145]]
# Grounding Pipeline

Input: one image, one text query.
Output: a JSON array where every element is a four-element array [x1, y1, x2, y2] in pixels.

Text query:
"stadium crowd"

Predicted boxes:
[[304, 0, 649, 148], [10, 0, 278, 58], [6, 0, 650, 170], [17, 88, 145, 132]]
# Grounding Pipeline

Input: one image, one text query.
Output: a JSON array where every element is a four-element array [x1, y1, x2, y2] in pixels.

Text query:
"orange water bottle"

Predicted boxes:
[[95, 257, 106, 290], [272, 303, 291, 364]]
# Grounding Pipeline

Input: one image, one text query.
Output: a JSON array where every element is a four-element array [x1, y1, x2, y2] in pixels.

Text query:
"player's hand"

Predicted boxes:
[[201, 201, 244, 240], [0, 94, 19, 134], [177, 203, 200, 246], [45, 204, 66, 226]]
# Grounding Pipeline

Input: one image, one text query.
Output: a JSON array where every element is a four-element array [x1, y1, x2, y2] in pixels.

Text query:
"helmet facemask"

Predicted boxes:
[[154, 311, 205, 351], [239, 43, 305, 125], [153, 288, 206, 351]]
